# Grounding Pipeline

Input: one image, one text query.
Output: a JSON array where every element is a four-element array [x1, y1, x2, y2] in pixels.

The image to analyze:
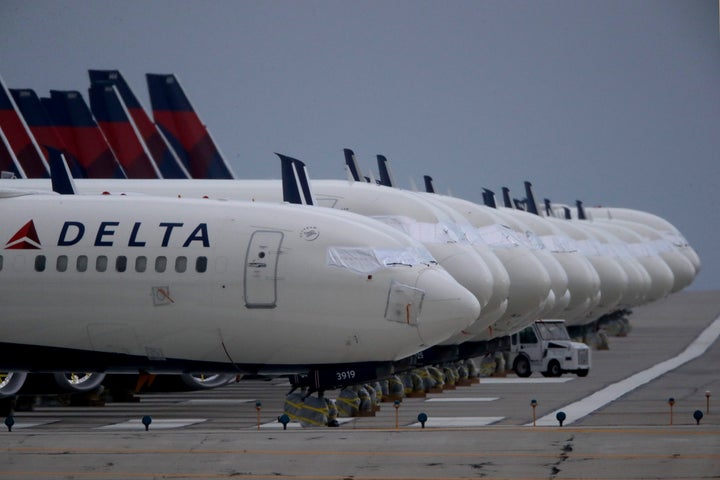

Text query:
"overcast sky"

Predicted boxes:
[[1, 0, 718, 291]]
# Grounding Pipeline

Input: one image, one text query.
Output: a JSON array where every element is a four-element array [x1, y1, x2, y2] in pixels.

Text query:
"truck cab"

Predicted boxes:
[[509, 319, 591, 378]]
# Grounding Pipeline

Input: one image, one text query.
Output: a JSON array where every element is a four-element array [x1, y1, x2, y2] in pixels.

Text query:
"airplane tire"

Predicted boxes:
[[545, 360, 562, 377], [513, 356, 532, 378], [576, 369, 589, 377], [53, 372, 107, 393], [0, 372, 28, 398]]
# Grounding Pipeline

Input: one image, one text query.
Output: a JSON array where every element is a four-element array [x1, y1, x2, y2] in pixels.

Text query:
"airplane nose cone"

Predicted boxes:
[[681, 246, 701, 276], [488, 247, 552, 336], [413, 267, 481, 347], [637, 255, 675, 302], [659, 251, 696, 293], [425, 243, 494, 312]]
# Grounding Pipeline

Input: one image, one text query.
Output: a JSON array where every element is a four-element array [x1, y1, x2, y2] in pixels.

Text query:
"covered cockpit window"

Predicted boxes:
[[475, 224, 522, 248], [541, 235, 578, 253], [371, 215, 462, 244], [523, 230, 546, 250], [327, 246, 436, 274]]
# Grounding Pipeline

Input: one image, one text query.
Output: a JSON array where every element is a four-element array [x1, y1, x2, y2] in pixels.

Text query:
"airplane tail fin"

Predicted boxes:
[[89, 82, 162, 178], [376, 154, 395, 187], [89, 70, 189, 178], [482, 188, 497, 208], [343, 148, 363, 182], [277, 153, 315, 205], [544, 198, 555, 217], [501, 187, 513, 208], [11, 88, 85, 178], [576, 200, 586, 220], [46, 145, 78, 195], [42, 90, 126, 178], [523, 181, 539, 215], [0, 75, 48, 177], [146, 73, 235, 179], [423, 175, 436, 193]]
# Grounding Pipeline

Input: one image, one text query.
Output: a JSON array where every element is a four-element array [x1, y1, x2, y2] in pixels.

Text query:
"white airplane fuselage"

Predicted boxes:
[[0, 191, 480, 379]]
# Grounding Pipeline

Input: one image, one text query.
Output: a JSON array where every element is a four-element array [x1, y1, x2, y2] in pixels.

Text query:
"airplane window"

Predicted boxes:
[[155, 256, 167, 273], [96, 255, 108, 272], [116, 256, 127, 272], [175, 256, 187, 273], [196, 256, 207, 273], [77, 255, 88, 272], [135, 256, 147, 273], [35, 255, 46, 272], [56, 255, 68, 272]]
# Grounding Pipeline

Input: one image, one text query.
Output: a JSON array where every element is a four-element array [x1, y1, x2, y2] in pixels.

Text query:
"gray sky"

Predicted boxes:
[[1, 0, 718, 291]]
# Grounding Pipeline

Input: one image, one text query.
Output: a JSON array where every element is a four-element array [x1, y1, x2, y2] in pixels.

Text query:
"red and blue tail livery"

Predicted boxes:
[[89, 83, 162, 178], [146, 73, 235, 179], [10, 88, 86, 178], [0, 75, 48, 177], [42, 90, 126, 178], [88, 70, 189, 179]]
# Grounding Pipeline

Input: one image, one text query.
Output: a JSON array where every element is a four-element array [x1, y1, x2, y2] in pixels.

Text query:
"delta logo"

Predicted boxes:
[[5, 220, 210, 249], [5, 220, 41, 249]]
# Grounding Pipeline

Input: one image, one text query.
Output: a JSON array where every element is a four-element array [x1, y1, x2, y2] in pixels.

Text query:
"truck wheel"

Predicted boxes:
[[514, 356, 532, 378], [545, 360, 562, 377], [576, 369, 589, 377]]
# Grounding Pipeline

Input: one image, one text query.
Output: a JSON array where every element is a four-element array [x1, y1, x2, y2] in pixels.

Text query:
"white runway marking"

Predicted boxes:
[[477, 377, 574, 384], [531, 314, 720, 426], [409, 416, 505, 427], [97, 418, 206, 430], [425, 397, 499, 402]]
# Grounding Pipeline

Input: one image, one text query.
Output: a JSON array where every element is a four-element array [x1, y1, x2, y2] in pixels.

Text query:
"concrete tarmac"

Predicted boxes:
[[0, 290, 718, 479]]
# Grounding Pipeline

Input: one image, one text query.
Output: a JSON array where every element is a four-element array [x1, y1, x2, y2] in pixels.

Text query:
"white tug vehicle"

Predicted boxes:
[[509, 319, 591, 378]]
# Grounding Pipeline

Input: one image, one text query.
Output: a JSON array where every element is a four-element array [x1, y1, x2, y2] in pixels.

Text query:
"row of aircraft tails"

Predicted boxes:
[[0, 70, 701, 407]]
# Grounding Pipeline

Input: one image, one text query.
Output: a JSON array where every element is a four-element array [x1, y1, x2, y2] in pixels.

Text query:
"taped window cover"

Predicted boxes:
[[476, 224, 522, 248], [522, 230, 546, 250], [326, 246, 436, 274], [575, 239, 603, 256], [540, 234, 578, 253], [371, 215, 462, 244]]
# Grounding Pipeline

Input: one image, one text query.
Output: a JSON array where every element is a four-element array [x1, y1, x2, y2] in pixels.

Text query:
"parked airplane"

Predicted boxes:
[[0, 150, 481, 401], [0, 171, 557, 348]]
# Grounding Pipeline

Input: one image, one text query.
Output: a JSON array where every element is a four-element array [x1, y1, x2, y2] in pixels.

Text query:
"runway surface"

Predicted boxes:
[[0, 290, 718, 479]]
